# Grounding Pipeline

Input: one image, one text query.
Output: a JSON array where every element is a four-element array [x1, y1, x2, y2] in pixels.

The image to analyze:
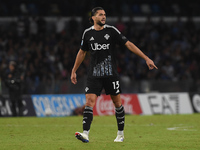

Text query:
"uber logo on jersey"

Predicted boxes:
[[91, 43, 110, 51]]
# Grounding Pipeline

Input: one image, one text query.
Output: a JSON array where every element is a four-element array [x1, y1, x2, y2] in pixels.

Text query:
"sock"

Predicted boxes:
[[117, 130, 124, 136], [83, 106, 93, 132], [115, 105, 125, 131], [83, 130, 89, 136]]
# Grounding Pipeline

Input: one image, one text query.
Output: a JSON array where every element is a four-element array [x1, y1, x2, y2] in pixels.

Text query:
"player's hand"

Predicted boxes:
[[71, 72, 77, 84], [146, 59, 158, 70]]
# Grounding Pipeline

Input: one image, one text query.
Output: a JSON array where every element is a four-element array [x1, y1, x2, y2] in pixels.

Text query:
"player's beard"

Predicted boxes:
[[97, 20, 105, 26]]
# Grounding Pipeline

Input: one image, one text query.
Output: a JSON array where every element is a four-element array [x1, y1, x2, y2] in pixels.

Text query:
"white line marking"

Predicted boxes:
[[167, 126, 197, 131]]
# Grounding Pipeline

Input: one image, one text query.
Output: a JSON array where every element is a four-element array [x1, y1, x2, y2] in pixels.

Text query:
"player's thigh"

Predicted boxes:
[[103, 76, 122, 95], [85, 77, 103, 96]]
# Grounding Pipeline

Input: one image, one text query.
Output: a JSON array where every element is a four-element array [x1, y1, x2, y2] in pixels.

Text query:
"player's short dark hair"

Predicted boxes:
[[89, 7, 104, 24]]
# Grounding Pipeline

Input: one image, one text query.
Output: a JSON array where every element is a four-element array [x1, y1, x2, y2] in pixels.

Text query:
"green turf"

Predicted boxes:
[[0, 114, 200, 150]]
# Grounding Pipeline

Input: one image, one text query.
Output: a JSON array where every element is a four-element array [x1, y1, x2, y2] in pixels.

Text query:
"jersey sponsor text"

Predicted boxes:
[[91, 43, 110, 51]]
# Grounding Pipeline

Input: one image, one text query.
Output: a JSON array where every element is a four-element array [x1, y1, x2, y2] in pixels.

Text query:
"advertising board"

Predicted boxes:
[[31, 94, 86, 117]]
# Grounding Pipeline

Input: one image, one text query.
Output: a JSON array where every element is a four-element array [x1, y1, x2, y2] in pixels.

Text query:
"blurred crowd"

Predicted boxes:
[[0, 0, 200, 17], [0, 15, 200, 94], [0, 16, 81, 94], [117, 18, 200, 82]]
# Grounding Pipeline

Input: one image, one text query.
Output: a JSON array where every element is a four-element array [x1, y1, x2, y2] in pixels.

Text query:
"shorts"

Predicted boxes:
[[85, 76, 121, 96]]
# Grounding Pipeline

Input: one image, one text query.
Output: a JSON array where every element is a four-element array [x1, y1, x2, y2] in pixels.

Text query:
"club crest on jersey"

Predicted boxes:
[[104, 34, 110, 40], [85, 87, 89, 92]]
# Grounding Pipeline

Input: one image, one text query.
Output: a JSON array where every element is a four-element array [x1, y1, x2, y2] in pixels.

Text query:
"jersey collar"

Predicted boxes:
[[92, 25, 107, 30]]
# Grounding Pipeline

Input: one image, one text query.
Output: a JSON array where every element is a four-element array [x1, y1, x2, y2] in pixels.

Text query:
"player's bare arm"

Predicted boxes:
[[71, 49, 87, 84], [125, 41, 158, 70]]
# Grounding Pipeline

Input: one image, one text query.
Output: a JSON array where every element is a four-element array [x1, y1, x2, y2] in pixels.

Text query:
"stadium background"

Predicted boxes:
[[0, 0, 200, 117]]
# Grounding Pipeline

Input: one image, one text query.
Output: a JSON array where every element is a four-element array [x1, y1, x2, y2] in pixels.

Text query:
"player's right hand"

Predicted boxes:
[[71, 72, 77, 84]]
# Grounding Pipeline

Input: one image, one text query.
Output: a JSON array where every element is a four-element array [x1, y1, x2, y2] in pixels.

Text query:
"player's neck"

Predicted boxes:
[[93, 24, 104, 31]]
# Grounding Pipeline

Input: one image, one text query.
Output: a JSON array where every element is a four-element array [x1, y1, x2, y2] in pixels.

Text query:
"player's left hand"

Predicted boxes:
[[146, 59, 158, 70], [71, 72, 77, 84]]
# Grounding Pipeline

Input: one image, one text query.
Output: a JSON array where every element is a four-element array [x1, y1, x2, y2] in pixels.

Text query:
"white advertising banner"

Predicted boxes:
[[138, 93, 193, 115]]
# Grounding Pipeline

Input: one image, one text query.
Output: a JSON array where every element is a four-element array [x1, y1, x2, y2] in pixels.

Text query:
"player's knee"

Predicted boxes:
[[85, 99, 95, 107], [113, 101, 121, 108], [111, 95, 122, 108], [85, 95, 96, 107]]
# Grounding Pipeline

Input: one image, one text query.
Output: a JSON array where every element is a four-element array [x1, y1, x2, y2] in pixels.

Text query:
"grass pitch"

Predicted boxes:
[[0, 114, 200, 150]]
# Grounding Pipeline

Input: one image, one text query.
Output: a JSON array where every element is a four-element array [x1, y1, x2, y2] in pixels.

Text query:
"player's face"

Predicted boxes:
[[93, 10, 106, 26]]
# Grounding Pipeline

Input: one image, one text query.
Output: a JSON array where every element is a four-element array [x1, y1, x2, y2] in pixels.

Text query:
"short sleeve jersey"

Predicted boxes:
[[80, 24, 128, 78]]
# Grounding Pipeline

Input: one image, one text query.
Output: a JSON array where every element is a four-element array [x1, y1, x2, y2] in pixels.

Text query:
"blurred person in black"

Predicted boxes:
[[4, 61, 24, 117]]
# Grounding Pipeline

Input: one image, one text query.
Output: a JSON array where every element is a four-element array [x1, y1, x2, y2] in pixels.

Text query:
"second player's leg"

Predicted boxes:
[[110, 94, 125, 142]]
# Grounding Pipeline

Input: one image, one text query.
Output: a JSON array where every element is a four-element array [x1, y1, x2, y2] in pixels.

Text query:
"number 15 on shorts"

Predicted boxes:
[[112, 81, 119, 90]]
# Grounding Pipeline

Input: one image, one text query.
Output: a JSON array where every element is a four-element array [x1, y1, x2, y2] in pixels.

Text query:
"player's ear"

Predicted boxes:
[[92, 16, 95, 21]]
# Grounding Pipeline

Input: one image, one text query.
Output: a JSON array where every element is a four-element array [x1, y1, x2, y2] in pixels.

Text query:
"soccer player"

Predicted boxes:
[[71, 7, 158, 143]]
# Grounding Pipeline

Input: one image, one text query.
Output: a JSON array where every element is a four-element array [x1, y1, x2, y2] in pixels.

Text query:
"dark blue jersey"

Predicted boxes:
[[80, 24, 128, 78]]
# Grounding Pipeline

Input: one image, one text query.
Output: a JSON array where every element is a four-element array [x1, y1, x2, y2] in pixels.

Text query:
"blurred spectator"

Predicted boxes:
[[141, 4, 152, 14], [3, 61, 24, 116], [37, 16, 46, 35], [16, 16, 26, 38], [115, 17, 126, 34], [29, 16, 38, 36], [55, 16, 66, 39], [68, 17, 79, 36], [20, 3, 28, 15]]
